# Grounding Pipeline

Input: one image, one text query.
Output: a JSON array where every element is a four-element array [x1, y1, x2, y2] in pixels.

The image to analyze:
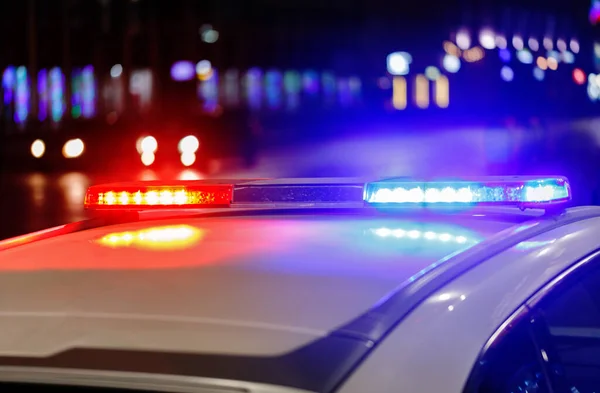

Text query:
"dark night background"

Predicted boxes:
[[1, 0, 600, 240]]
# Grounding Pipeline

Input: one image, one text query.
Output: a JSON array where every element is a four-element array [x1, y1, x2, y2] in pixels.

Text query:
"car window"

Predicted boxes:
[[465, 310, 551, 393], [534, 259, 600, 393], [466, 253, 600, 393]]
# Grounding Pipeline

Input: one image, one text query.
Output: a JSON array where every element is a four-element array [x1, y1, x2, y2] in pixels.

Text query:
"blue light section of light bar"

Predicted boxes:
[[364, 177, 571, 206]]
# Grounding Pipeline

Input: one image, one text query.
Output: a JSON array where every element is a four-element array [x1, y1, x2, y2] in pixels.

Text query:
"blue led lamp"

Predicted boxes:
[[364, 176, 571, 208]]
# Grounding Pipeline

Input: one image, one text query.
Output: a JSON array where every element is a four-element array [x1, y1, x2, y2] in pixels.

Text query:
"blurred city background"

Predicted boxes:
[[2, 0, 600, 239]]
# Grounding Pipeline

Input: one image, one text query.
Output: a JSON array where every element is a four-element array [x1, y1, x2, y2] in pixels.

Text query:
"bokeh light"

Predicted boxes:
[[199, 68, 218, 111], [573, 68, 586, 85], [387, 52, 411, 75], [37, 69, 48, 121], [443, 54, 461, 73], [62, 138, 84, 159], [49, 67, 65, 123], [139, 136, 158, 154], [547, 50, 560, 60], [81, 65, 96, 118], [246, 68, 263, 110], [178, 135, 200, 154], [392, 76, 407, 110], [562, 51, 575, 64], [500, 66, 514, 82], [31, 139, 45, 158], [415, 74, 429, 109], [512, 35, 524, 50], [181, 152, 196, 167], [528, 38, 539, 51], [479, 28, 495, 49], [283, 70, 301, 111], [570, 39, 580, 54], [110, 64, 123, 78], [15, 66, 30, 125], [517, 49, 533, 64], [499, 49, 511, 62], [170, 61, 195, 81], [201, 25, 219, 43], [424, 66, 441, 81], [196, 60, 212, 78], [141, 136, 158, 153], [588, 73, 600, 100], [223, 69, 240, 106], [463, 47, 484, 62], [456, 29, 471, 50], [537, 57, 548, 70], [434, 75, 449, 108], [495, 35, 507, 49], [265, 69, 283, 109], [141, 151, 155, 166], [443, 41, 461, 57], [533, 67, 545, 81]]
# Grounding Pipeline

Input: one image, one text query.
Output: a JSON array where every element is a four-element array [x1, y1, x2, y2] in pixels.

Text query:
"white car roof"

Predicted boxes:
[[0, 206, 593, 392], [341, 213, 600, 393], [0, 211, 514, 358]]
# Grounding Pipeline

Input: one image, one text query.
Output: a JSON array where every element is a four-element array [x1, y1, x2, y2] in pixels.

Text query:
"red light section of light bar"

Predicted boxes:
[[84, 182, 233, 210]]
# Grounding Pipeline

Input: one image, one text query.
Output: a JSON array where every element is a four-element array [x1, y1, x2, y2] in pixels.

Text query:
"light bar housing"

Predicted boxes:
[[84, 176, 572, 213], [364, 176, 571, 207], [84, 181, 233, 210], [233, 178, 365, 204]]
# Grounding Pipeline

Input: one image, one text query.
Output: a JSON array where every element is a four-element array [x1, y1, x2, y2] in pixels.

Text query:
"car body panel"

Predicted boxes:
[[0, 213, 514, 358], [338, 216, 600, 393]]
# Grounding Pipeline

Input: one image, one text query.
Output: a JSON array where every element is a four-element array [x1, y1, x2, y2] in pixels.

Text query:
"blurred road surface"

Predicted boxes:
[[0, 128, 535, 240]]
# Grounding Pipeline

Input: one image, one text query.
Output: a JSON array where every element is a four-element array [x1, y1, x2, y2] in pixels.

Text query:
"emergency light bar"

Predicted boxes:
[[84, 181, 233, 210], [364, 176, 571, 206], [83, 176, 571, 212]]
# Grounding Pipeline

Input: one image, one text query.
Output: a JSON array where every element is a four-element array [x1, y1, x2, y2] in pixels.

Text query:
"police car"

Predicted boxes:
[[0, 176, 598, 393]]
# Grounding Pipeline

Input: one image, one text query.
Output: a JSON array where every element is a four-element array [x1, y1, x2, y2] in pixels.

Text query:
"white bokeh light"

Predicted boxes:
[[140, 136, 158, 154], [178, 135, 200, 154], [110, 64, 123, 78], [479, 29, 496, 49], [202, 29, 219, 43], [141, 152, 155, 166], [196, 60, 212, 76], [495, 35, 507, 49], [456, 29, 471, 50], [62, 139, 85, 159], [512, 35, 524, 50], [181, 152, 196, 167], [517, 49, 533, 64], [501, 66, 514, 82], [528, 38, 539, 51], [31, 139, 45, 158], [443, 54, 461, 73], [570, 39, 580, 54], [387, 52, 412, 75]]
